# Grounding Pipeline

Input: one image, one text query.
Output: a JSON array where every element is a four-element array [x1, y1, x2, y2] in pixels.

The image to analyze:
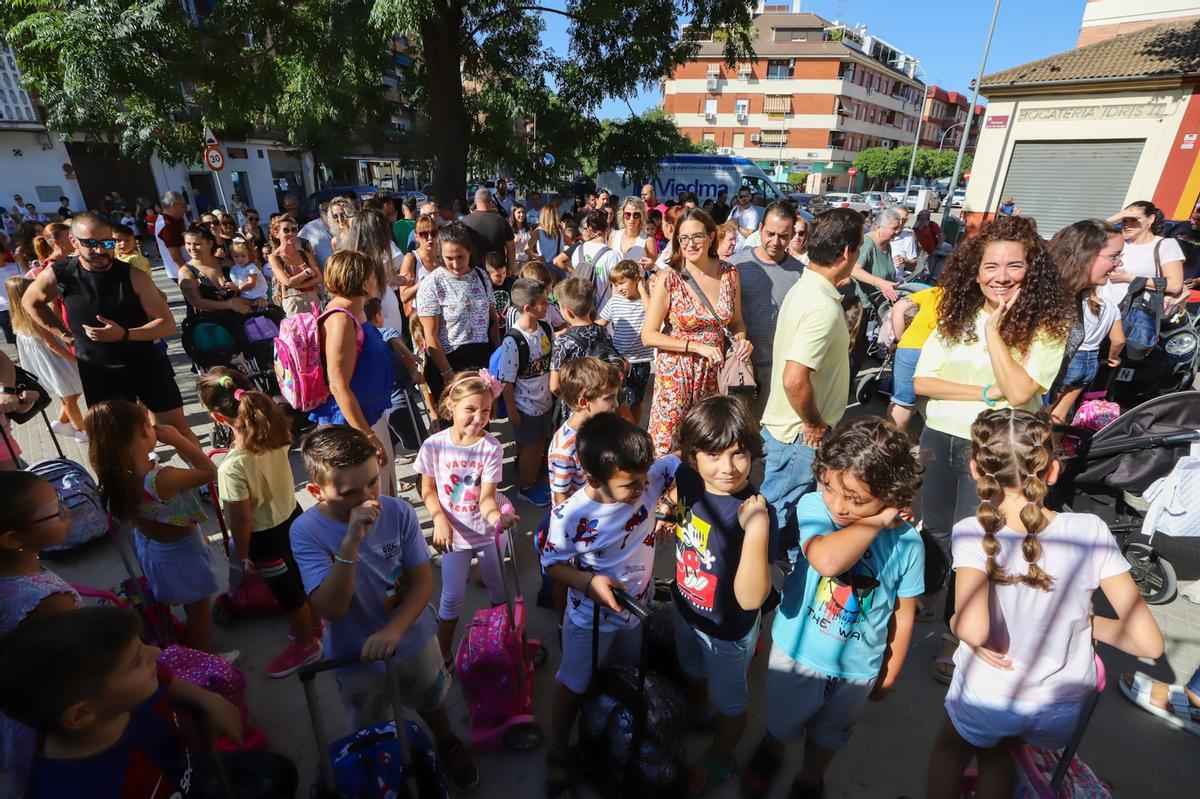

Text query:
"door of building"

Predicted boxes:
[[998, 140, 1145, 235], [64, 142, 158, 212]]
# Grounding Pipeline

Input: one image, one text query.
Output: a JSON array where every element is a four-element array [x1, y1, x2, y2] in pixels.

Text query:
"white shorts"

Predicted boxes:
[[945, 676, 1083, 750], [335, 637, 450, 730], [555, 612, 643, 695]]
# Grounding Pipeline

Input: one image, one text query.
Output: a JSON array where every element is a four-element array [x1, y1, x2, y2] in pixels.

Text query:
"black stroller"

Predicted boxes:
[[1052, 390, 1200, 604]]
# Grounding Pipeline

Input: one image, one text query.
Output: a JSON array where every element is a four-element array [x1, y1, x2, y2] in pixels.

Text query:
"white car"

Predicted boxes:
[[861, 192, 892, 215], [823, 193, 872, 216], [950, 188, 966, 208]]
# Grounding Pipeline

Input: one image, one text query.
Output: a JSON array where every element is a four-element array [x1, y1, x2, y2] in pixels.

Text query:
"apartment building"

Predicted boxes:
[[1077, 0, 1200, 46], [662, 5, 925, 192], [917, 86, 985, 153]]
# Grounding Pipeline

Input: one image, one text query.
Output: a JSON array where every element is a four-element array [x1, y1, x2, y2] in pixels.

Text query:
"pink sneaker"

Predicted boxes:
[[287, 620, 326, 642], [265, 640, 323, 679]]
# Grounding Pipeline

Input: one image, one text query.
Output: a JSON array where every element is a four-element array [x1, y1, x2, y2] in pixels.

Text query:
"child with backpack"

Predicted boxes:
[[658, 396, 771, 795], [597, 259, 652, 423], [742, 416, 924, 799], [0, 471, 83, 790], [540, 413, 680, 799], [548, 276, 626, 397], [493, 278, 555, 507], [85, 400, 233, 661], [414, 370, 517, 667], [569, 209, 622, 313], [197, 367, 324, 679], [507, 259, 567, 330], [926, 409, 1164, 799]]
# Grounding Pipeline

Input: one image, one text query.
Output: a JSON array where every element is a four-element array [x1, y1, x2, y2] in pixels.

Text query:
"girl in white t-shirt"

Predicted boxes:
[[926, 409, 1164, 799], [414, 370, 518, 666], [510, 203, 533, 264]]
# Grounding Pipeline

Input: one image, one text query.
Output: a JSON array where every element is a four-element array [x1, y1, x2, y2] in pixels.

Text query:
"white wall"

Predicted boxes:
[[0, 130, 86, 214], [148, 140, 282, 218], [964, 88, 1189, 214], [1081, 0, 1200, 26]]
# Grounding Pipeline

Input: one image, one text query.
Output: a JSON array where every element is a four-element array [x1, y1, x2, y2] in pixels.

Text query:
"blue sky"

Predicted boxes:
[[539, 0, 1087, 119]]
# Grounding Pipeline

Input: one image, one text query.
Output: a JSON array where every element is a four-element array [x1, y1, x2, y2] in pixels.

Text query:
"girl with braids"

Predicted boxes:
[[197, 367, 324, 678], [913, 214, 1073, 681], [926, 409, 1164, 799]]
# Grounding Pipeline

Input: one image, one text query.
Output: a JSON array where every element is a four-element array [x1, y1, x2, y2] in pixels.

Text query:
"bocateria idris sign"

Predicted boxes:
[[1019, 103, 1168, 122]]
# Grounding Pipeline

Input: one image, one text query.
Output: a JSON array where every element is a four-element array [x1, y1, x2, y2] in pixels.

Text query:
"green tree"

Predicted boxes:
[[852, 147, 896, 186], [3, 1, 758, 204]]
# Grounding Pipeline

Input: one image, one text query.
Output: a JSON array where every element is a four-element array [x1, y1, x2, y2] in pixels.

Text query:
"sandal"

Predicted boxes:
[[740, 739, 783, 799], [1119, 672, 1200, 736], [689, 752, 735, 796], [544, 751, 573, 799], [932, 632, 957, 685]]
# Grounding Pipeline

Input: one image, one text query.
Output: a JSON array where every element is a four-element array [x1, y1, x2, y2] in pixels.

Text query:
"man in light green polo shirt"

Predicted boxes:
[[761, 208, 863, 564]]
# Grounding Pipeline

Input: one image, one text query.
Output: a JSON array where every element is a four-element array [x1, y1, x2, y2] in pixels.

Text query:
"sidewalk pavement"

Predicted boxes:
[[1, 264, 1197, 798]]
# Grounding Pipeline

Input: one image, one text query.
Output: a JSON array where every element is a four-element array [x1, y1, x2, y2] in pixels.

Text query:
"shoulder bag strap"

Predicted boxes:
[[679, 266, 725, 328], [1154, 238, 1164, 279]]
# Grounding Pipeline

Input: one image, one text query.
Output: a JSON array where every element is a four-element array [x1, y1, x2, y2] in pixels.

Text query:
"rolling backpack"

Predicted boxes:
[[29, 459, 112, 553], [273, 304, 363, 412], [487, 320, 554, 420]]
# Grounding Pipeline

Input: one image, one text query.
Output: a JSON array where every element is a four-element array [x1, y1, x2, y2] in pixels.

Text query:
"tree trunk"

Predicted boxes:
[[420, 7, 468, 210]]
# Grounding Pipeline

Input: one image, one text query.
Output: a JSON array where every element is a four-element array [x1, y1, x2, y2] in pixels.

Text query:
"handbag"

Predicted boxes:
[[679, 267, 758, 398], [1118, 240, 1166, 362], [6, 365, 51, 424]]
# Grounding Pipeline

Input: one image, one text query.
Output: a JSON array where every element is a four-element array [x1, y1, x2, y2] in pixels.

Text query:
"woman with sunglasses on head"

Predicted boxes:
[[609, 196, 659, 266], [400, 213, 441, 314], [268, 213, 323, 317], [641, 208, 753, 455]]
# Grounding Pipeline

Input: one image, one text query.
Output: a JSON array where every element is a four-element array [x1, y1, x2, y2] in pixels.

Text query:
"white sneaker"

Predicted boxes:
[[50, 420, 75, 438], [219, 649, 243, 666], [73, 429, 88, 443]]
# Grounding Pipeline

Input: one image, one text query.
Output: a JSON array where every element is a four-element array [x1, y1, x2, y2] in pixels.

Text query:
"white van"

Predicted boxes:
[[597, 155, 786, 207]]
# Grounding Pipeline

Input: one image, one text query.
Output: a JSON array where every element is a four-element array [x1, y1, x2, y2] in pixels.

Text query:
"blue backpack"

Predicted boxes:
[[487, 320, 554, 420]]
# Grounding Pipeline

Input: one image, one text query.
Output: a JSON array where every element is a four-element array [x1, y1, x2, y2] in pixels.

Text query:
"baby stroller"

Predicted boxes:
[[854, 278, 934, 405], [1051, 389, 1200, 604], [181, 307, 287, 447]]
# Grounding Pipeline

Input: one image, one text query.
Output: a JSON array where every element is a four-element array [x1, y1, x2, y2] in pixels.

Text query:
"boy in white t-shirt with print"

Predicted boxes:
[[539, 413, 679, 798], [495, 278, 555, 507]]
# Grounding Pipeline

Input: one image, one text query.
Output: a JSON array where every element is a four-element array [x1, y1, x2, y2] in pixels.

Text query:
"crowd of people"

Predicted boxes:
[[0, 178, 1197, 799]]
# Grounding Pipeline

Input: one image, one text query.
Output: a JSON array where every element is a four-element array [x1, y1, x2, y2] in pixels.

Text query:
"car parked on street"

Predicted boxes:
[[823, 192, 872, 216], [787, 193, 830, 213], [861, 191, 893, 215], [903, 186, 941, 213], [950, 188, 966, 208]]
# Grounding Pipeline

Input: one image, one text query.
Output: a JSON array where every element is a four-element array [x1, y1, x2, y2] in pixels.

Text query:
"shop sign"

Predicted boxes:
[[1018, 103, 1167, 122], [1183, 133, 1197, 151], [985, 115, 1009, 129]]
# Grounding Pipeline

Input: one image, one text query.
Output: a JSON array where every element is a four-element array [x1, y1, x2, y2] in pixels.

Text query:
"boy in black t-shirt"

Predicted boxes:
[[659, 395, 771, 795]]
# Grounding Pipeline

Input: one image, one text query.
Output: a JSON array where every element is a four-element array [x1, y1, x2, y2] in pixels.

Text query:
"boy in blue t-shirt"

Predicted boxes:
[[289, 425, 477, 793], [539, 413, 679, 799], [742, 417, 925, 799]]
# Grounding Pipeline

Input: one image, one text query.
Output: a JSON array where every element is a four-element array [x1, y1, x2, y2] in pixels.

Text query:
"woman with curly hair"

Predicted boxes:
[[913, 214, 1073, 683]]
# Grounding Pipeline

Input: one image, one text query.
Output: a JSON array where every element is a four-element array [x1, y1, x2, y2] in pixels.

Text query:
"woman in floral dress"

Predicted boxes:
[[641, 209, 753, 455]]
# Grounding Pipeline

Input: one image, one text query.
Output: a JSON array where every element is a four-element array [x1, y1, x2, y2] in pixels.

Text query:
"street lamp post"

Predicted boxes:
[[904, 81, 927, 194], [938, 121, 966, 151], [941, 0, 1002, 236]]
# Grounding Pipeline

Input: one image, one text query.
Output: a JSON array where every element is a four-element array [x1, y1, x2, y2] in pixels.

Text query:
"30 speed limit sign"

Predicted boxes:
[[203, 146, 225, 172]]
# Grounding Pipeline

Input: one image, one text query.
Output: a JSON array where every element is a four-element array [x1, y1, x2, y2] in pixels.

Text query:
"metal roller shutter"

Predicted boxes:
[[999, 140, 1145, 235]]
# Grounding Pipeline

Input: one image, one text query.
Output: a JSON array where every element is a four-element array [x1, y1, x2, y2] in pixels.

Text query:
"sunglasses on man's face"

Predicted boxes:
[[246, 216, 259, 222], [76, 237, 117, 250]]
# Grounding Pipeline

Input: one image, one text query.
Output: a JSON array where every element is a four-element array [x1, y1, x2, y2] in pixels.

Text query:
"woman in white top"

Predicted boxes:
[[342, 208, 412, 333], [653, 205, 684, 272], [529, 204, 565, 263], [510, 203, 532, 264], [1101, 200, 1186, 314], [610, 196, 659, 265], [327, 196, 355, 253], [400, 213, 440, 313]]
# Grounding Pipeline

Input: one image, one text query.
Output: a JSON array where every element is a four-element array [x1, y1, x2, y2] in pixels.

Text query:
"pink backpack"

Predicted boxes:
[[274, 304, 363, 412]]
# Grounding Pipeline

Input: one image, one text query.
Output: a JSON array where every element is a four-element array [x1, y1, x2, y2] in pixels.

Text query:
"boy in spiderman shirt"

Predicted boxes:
[[539, 412, 679, 798]]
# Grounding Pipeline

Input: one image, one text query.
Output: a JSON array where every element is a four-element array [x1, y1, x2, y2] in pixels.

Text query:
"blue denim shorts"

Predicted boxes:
[[760, 428, 819, 564], [671, 604, 760, 716], [134, 529, 219, 605], [1060, 349, 1099, 390], [890, 347, 922, 407], [621, 361, 652, 407]]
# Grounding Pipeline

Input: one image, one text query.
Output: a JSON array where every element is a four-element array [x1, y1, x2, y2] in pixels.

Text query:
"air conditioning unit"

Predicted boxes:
[[705, 112, 717, 122], [718, 147, 735, 155], [707, 76, 719, 91], [736, 111, 748, 123], [750, 133, 762, 143]]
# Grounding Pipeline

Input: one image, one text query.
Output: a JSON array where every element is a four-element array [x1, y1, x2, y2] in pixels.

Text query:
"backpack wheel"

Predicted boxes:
[[503, 722, 544, 752], [212, 596, 233, 626]]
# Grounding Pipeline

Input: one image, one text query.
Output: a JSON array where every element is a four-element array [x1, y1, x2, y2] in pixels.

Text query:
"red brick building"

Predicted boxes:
[[918, 86, 985, 153]]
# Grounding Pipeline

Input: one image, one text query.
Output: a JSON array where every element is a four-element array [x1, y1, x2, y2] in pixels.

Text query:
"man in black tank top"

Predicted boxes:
[[22, 213, 201, 449]]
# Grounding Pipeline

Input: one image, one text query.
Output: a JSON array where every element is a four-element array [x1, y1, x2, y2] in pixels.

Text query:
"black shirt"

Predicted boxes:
[[461, 210, 514, 266], [1166, 220, 1200, 280], [52, 257, 154, 366], [670, 464, 762, 640], [491, 275, 517, 316], [712, 200, 731, 224]]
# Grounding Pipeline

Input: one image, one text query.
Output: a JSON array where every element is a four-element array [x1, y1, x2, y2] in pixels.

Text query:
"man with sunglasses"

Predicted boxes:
[[729, 187, 762, 245], [22, 213, 201, 450], [154, 191, 188, 281]]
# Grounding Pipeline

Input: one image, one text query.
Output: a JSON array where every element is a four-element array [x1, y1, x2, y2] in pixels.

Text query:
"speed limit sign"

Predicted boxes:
[[203, 146, 225, 172]]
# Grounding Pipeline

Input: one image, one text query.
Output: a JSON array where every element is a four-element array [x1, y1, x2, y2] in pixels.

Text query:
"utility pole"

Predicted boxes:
[[905, 84, 927, 192], [941, 0, 1002, 236]]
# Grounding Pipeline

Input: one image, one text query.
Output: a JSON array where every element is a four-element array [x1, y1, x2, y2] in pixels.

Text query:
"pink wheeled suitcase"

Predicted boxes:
[[453, 498, 547, 751]]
